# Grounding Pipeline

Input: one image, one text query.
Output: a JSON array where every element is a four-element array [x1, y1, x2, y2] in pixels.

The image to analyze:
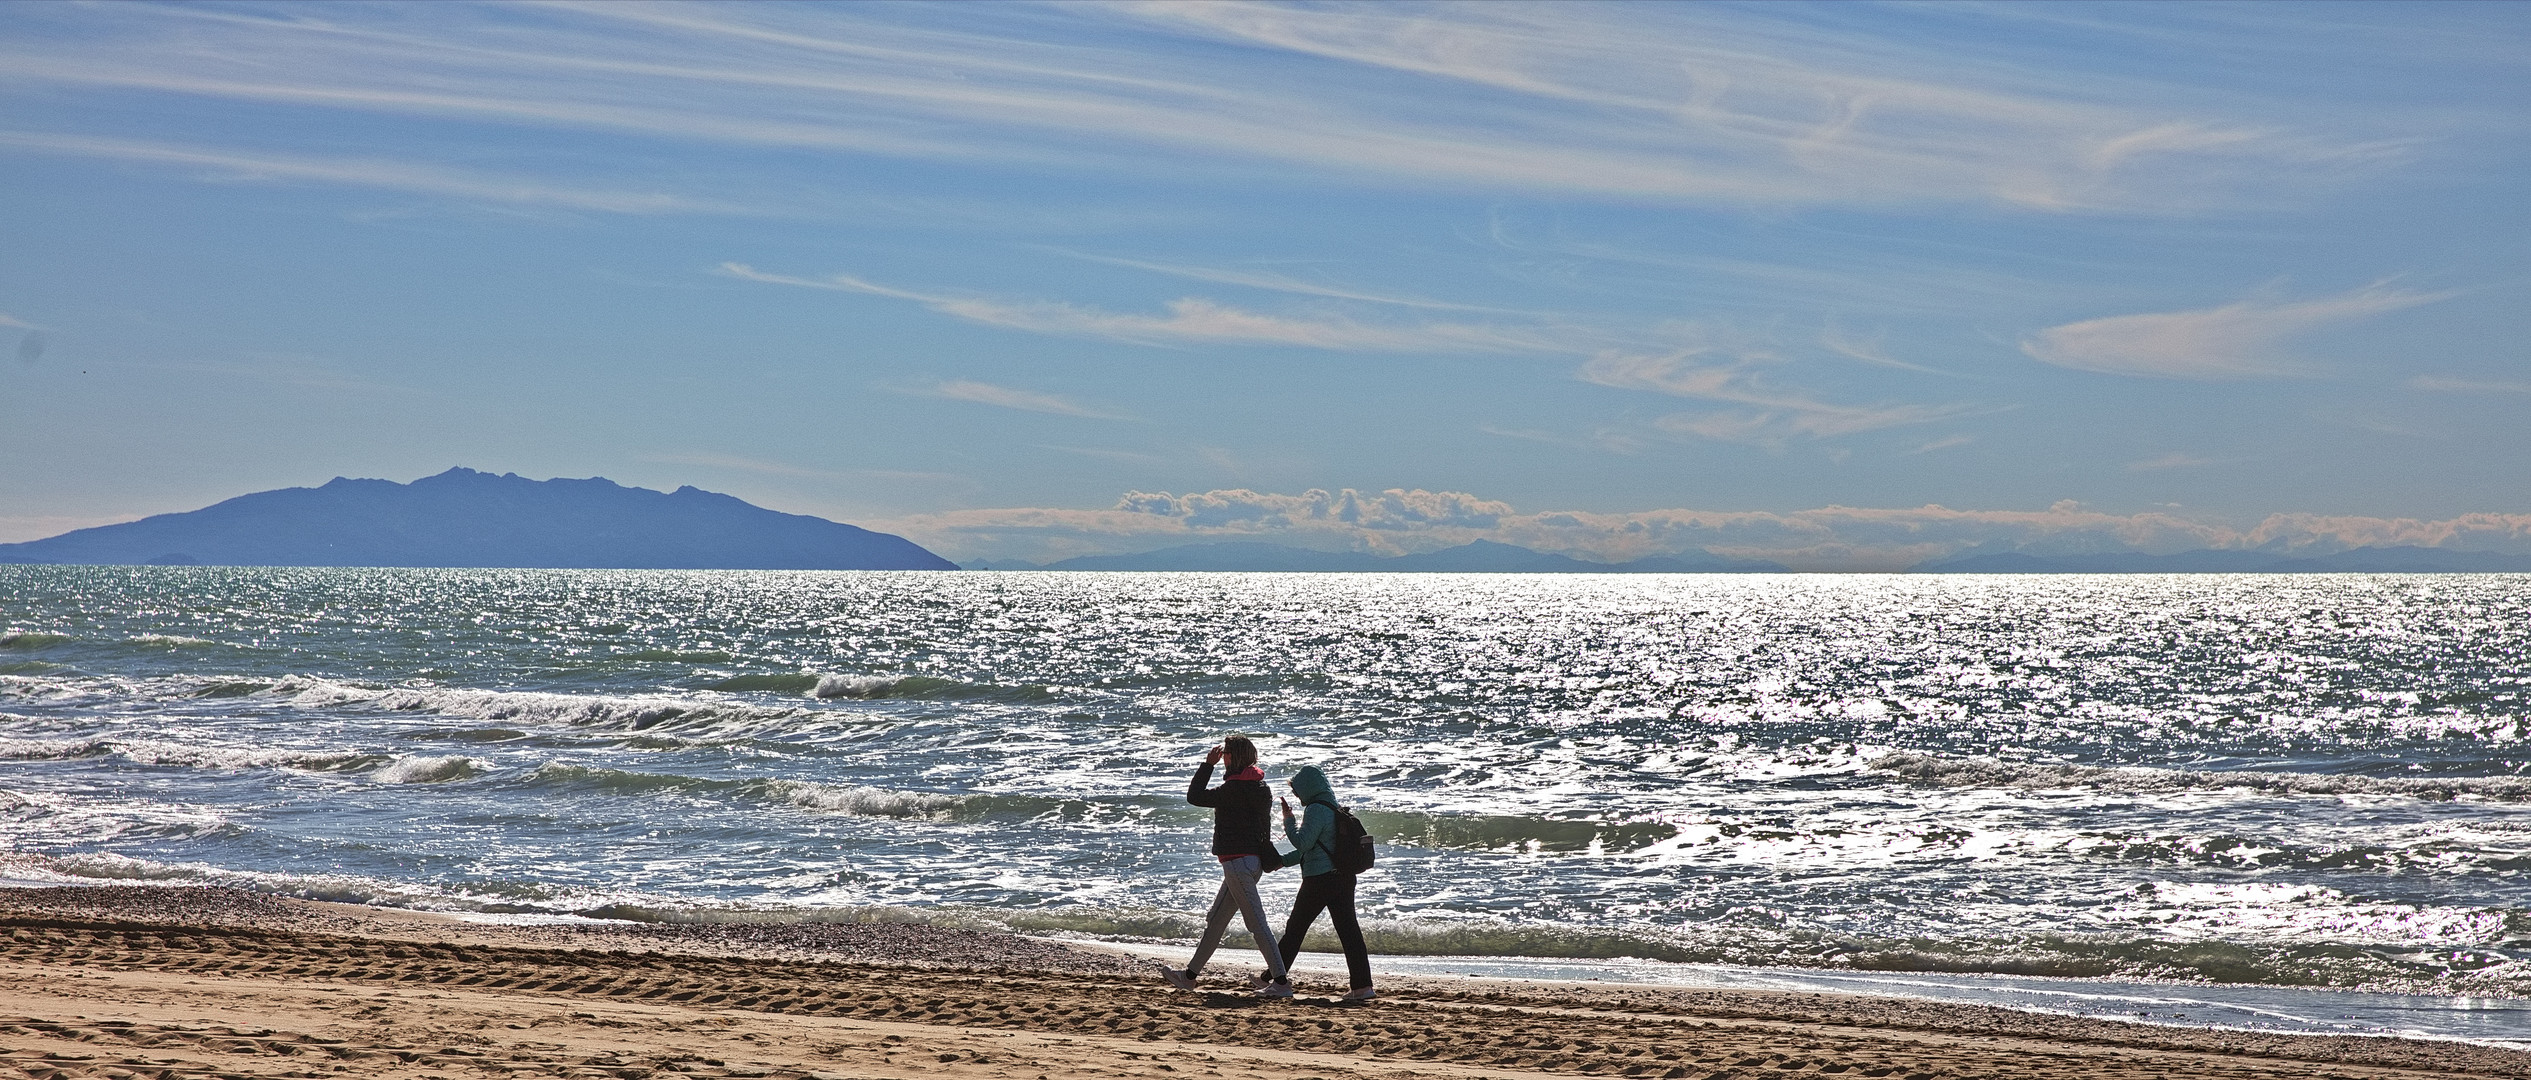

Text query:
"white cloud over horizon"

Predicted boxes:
[[886, 486, 2531, 571]]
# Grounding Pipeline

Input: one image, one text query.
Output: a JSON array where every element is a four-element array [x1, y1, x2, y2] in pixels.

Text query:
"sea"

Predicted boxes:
[[2, 566, 2525, 1044]]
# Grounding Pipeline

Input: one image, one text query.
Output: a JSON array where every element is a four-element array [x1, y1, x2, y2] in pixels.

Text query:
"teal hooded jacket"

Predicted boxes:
[[1278, 765, 1340, 877]]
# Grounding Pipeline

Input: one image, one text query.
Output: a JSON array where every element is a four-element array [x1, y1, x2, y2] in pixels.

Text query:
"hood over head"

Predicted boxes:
[[1288, 765, 1333, 804]]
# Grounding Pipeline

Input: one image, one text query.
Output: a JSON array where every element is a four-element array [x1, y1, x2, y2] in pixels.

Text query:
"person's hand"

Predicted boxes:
[[1279, 796, 1293, 816], [1204, 745, 1225, 765]]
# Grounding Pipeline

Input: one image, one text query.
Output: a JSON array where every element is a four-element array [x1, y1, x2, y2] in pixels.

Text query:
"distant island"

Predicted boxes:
[[971, 539, 1788, 573], [0, 468, 957, 570]]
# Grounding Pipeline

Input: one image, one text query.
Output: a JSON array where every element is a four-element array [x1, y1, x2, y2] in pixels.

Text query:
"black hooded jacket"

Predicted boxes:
[[1186, 760, 1274, 860]]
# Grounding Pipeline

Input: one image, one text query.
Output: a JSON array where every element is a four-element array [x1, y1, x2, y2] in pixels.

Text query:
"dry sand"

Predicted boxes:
[[0, 886, 2519, 1080]]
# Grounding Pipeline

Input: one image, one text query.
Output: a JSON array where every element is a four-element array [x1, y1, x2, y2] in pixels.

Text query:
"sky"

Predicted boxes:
[[1, 1, 2526, 569]]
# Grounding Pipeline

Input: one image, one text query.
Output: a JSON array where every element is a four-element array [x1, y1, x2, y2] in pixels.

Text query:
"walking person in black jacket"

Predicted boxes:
[[1159, 735, 1293, 998]]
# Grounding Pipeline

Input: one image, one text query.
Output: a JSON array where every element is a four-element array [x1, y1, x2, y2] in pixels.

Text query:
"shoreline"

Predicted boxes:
[[0, 885, 2522, 1080]]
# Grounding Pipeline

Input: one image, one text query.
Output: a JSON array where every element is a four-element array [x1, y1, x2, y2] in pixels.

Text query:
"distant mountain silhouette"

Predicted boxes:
[[991, 539, 1786, 573], [1912, 546, 2531, 573], [0, 468, 956, 570]]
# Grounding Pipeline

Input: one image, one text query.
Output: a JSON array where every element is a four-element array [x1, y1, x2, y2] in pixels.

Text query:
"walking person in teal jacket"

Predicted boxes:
[[1275, 765, 1374, 1000]]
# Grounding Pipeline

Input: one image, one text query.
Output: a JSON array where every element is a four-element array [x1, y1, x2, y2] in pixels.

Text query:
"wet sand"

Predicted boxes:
[[0, 886, 2519, 1080]]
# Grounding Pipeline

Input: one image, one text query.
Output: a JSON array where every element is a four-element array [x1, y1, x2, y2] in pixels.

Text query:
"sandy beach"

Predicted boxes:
[[0, 887, 2517, 1080]]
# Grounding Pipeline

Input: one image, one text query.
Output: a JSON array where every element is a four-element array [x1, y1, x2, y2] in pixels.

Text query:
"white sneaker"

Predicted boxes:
[[1160, 967, 1197, 991], [1253, 980, 1294, 999], [1340, 986, 1376, 1002]]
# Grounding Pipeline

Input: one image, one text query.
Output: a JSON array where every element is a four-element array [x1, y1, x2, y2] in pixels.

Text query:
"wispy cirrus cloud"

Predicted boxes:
[[1041, 251, 1533, 314], [2021, 283, 2446, 379], [1126, 1, 2398, 212], [884, 485, 2531, 570], [1909, 434, 1974, 455], [2409, 375, 2531, 394], [0, 131, 740, 215], [719, 263, 1556, 352], [2127, 452, 2216, 471], [0, 1, 2401, 214], [1820, 325, 1952, 376], [920, 380, 1128, 420], [728, 261, 1991, 442], [1581, 348, 1985, 443]]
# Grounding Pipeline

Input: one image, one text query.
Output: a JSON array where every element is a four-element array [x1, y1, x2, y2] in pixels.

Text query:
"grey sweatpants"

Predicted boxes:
[[1184, 855, 1287, 981]]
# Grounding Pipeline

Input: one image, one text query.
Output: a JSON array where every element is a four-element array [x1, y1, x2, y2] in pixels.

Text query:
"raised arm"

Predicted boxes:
[[1185, 749, 1223, 806]]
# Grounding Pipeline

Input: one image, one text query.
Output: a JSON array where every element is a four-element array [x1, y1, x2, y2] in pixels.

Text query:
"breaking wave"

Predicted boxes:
[[760, 779, 972, 819], [1869, 753, 2531, 803], [524, 763, 721, 796], [701, 672, 1050, 702], [0, 736, 389, 773], [0, 631, 73, 650], [1358, 809, 1678, 854], [373, 755, 484, 784], [272, 677, 804, 734], [487, 765, 1005, 820], [128, 634, 220, 648]]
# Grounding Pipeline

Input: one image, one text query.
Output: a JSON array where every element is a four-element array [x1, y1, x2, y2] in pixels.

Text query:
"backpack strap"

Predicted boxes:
[[1304, 796, 1340, 856]]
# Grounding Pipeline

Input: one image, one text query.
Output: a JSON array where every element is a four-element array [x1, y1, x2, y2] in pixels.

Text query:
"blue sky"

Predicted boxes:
[[2, 1, 2525, 568]]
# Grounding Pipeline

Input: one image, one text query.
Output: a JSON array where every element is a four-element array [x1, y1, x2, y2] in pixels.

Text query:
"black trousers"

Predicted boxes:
[[1277, 871, 1371, 989]]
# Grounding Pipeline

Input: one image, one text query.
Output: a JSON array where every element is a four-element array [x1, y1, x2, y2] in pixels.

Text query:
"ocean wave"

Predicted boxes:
[[704, 673, 821, 694], [272, 677, 804, 734], [193, 681, 273, 698], [0, 736, 390, 773], [525, 762, 720, 796], [1358, 809, 1679, 854], [373, 755, 484, 784], [759, 779, 971, 819], [1869, 752, 2531, 803], [2065, 832, 2531, 875], [469, 765, 1003, 816], [0, 631, 73, 650], [695, 672, 1055, 703], [616, 649, 737, 664], [128, 634, 221, 648], [815, 673, 1054, 702]]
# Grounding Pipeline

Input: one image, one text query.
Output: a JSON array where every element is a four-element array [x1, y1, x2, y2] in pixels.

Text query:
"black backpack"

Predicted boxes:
[[1324, 802, 1376, 874]]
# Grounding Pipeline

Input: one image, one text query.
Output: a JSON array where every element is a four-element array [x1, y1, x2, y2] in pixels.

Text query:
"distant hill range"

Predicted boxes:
[[1912, 546, 2531, 573], [974, 539, 1788, 573], [0, 468, 956, 570]]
